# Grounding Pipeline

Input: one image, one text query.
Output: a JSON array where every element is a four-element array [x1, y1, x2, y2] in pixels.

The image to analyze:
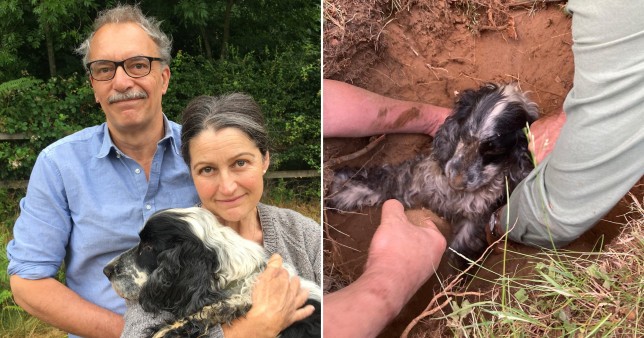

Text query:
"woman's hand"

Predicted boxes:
[[222, 254, 314, 338]]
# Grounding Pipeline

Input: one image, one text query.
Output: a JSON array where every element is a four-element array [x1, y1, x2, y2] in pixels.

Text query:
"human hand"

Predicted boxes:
[[323, 201, 446, 338], [230, 254, 313, 337], [528, 110, 566, 164], [365, 200, 447, 294]]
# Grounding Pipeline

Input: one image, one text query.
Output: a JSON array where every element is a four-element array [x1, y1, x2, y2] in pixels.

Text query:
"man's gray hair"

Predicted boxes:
[[76, 4, 172, 69]]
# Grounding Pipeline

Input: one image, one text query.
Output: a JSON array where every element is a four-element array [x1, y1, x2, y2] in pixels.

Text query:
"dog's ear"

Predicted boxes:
[[506, 127, 535, 192], [139, 245, 182, 314], [432, 112, 461, 168], [499, 101, 538, 134], [508, 100, 539, 188], [140, 239, 225, 317], [433, 86, 490, 167]]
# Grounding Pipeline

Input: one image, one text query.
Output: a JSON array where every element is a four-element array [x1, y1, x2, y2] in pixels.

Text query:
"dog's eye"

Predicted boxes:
[[479, 140, 508, 164], [480, 140, 499, 154], [481, 145, 505, 156], [139, 244, 154, 254]]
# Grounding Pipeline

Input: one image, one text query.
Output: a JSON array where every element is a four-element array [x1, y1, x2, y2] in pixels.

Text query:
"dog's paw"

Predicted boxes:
[[326, 168, 383, 211]]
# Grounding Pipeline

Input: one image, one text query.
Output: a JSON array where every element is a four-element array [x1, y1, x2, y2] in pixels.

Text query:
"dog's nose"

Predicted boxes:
[[103, 263, 115, 279], [445, 161, 466, 190], [448, 173, 466, 190]]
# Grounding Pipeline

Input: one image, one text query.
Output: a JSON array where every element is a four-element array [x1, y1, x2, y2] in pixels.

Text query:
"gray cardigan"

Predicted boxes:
[[120, 203, 321, 337]]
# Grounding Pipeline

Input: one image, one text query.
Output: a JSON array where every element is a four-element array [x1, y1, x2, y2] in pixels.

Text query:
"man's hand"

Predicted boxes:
[[323, 200, 447, 338], [365, 200, 446, 284]]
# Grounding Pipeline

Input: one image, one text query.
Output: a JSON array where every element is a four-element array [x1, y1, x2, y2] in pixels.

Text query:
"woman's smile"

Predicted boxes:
[[216, 194, 246, 205]]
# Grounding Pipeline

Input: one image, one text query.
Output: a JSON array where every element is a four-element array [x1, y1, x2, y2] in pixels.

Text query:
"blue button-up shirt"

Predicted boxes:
[[7, 115, 199, 322]]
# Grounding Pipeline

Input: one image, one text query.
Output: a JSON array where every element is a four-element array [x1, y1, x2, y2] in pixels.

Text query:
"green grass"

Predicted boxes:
[[406, 196, 644, 337], [0, 187, 65, 337]]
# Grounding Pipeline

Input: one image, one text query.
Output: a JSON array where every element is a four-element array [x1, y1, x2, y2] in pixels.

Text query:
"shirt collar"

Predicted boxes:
[[95, 114, 180, 158]]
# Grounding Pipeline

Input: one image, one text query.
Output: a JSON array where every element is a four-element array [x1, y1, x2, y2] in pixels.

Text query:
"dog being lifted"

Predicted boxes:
[[327, 83, 539, 267], [104, 207, 321, 338]]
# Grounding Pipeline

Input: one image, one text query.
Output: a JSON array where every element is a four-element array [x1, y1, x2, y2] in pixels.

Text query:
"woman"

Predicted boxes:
[[121, 93, 321, 337]]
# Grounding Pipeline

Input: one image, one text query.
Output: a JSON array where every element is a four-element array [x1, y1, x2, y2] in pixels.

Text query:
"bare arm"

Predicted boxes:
[[10, 275, 124, 338], [323, 79, 451, 138], [323, 200, 447, 338]]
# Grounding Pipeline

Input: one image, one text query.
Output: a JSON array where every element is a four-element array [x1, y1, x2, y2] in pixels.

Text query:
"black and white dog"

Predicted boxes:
[[327, 83, 539, 267], [104, 207, 321, 338]]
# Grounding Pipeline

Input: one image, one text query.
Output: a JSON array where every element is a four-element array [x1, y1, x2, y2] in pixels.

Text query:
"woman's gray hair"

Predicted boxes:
[[76, 4, 172, 69], [181, 93, 270, 167]]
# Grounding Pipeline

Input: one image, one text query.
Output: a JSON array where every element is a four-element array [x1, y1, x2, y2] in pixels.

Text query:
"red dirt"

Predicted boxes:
[[323, 1, 642, 337]]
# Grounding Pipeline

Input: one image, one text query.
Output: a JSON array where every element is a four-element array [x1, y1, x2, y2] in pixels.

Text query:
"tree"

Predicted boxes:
[[0, 0, 37, 82], [173, 0, 215, 60], [31, 0, 97, 78], [171, 0, 240, 61], [220, 0, 234, 60]]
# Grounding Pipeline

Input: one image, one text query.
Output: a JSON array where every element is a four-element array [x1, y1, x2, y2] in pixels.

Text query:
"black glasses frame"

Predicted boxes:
[[86, 56, 165, 81]]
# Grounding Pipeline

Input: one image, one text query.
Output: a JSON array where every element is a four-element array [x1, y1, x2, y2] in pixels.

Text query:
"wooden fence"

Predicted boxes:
[[0, 133, 27, 140]]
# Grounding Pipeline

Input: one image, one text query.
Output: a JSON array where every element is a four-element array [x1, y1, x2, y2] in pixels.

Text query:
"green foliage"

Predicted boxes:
[[0, 75, 101, 180], [0, 187, 25, 324], [0, 0, 96, 81], [231, 0, 321, 53], [0, 0, 31, 80], [265, 177, 321, 204], [166, 45, 320, 172], [0, 0, 320, 82], [0, 77, 42, 96]]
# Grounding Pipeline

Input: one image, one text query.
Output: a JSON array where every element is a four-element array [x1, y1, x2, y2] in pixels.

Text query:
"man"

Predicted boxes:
[[7, 5, 198, 337], [494, 0, 643, 247], [7, 5, 306, 338]]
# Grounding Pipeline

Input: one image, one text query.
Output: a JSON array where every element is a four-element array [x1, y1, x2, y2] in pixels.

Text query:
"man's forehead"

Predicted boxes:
[[89, 22, 158, 61]]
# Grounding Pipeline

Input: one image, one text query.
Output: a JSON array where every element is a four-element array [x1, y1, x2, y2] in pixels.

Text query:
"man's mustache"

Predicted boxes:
[[108, 91, 148, 104]]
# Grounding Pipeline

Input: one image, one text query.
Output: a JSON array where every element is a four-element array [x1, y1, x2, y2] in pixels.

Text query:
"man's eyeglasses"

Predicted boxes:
[[86, 56, 165, 81]]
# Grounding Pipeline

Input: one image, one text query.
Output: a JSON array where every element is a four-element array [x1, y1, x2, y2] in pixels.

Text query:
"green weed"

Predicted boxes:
[[410, 196, 644, 337]]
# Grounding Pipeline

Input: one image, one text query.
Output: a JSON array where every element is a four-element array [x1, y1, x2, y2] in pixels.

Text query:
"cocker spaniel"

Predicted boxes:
[[104, 207, 321, 338], [327, 83, 539, 268]]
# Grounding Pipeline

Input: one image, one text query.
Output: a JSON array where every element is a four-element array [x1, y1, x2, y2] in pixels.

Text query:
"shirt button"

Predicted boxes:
[[146, 204, 151, 210], [135, 168, 141, 174]]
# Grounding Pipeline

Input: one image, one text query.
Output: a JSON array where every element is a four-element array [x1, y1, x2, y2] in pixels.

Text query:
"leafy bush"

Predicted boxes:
[[0, 75, 101, 180], [167, 45, 321, 171], [265, 177, 321, 205]]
